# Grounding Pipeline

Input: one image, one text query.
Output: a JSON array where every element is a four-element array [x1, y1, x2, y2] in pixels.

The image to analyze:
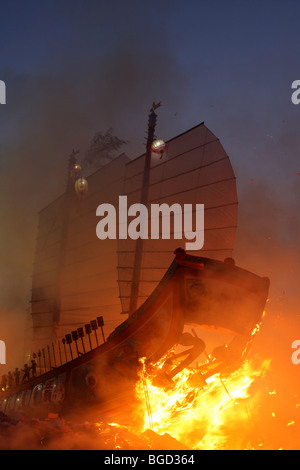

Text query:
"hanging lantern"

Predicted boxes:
[[71, 163, 82, 179], [75, 178, 88, 198], [151, 139, 166, 157]]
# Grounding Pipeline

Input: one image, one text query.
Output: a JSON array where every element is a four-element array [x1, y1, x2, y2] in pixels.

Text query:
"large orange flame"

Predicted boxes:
[[132, 354, 271, 449]]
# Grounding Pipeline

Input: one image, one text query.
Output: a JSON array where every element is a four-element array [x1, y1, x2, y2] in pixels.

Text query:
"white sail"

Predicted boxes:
[[118, 123, 238, 315], [31, 154, 129, 351]]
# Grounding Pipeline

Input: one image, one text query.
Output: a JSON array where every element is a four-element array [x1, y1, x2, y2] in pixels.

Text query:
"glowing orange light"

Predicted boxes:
[[131, 354, 271, 450]]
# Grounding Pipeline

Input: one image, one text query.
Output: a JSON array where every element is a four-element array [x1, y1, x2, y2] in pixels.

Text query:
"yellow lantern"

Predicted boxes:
[[75, 178, 88, 198]]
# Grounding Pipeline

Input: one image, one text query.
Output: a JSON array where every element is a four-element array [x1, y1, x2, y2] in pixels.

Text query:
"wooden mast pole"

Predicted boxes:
[[53, 150, 79, 338], [128, 102, 161, 315]]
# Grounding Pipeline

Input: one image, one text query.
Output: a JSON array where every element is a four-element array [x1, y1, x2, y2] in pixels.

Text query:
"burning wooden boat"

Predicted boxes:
[[0, 105, 269, 418], [0, 249, 269, 418]]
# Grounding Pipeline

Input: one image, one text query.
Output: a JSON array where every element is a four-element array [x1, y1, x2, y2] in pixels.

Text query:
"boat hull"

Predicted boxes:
[[0, 252, 269, 418]]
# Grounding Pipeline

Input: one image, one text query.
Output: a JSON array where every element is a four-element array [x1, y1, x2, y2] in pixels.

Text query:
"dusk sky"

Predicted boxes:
[[0, 0, 299, 378]]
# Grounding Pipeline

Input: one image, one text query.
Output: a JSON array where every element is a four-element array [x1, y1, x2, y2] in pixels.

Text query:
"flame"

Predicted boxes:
[[132, 354, 271, 449]]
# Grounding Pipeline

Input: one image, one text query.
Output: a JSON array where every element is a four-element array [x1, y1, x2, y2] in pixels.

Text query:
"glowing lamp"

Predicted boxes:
[[71, 163, 82, 179], [151, 139, 166, 155], [75, 178, 88, 198]]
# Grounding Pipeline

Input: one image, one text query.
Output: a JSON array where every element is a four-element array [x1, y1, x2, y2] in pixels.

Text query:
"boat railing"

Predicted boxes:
[[0, 316, 106, 393]]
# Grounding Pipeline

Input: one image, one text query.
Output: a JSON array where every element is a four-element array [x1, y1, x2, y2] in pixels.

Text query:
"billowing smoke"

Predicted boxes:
[[0, 29, 185, 373]]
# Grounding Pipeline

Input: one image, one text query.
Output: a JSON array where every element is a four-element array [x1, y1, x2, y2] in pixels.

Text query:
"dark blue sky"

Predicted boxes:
[[0, 0, 299, 369], [1, 0, 299, 175]]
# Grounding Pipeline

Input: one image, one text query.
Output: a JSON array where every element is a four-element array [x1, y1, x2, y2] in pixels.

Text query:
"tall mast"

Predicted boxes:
[[52, 150, 79, 337], [128, 103, 161, 315]]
